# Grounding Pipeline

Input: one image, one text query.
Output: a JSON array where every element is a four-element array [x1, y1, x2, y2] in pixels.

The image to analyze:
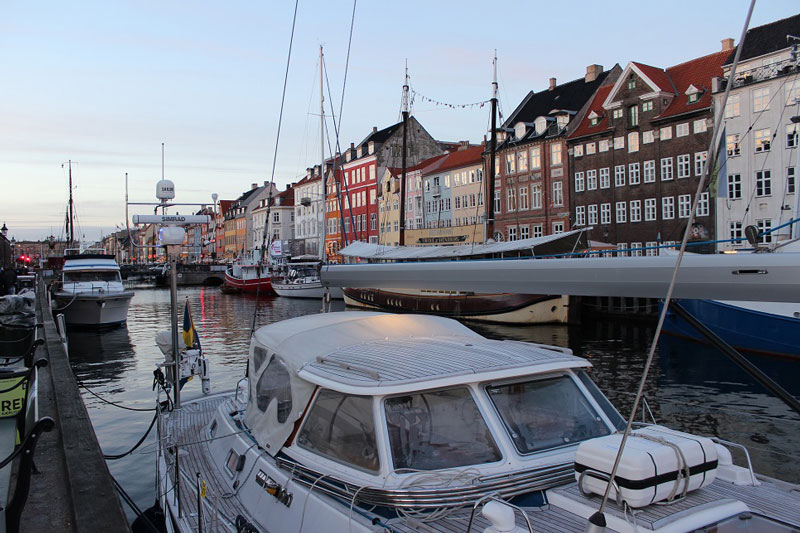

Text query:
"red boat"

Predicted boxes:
[[223, 260, 274, 294]]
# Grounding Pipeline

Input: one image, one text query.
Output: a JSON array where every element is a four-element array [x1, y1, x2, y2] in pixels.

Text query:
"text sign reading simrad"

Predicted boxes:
[[132, 214, 211, 225]]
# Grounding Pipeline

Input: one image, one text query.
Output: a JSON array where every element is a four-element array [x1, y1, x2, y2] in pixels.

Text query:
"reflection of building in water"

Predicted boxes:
[[67, 327, 135, 384]]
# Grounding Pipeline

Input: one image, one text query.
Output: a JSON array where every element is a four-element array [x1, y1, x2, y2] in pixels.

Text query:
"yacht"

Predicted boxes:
[[272, 259, 343, 300], [51, 250, 134, 327], [156, 312, 800, 532]]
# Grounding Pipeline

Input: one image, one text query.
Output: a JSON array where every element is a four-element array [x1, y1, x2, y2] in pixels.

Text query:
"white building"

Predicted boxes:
[[293, 166, 324, 257], [713, 15, 800, 251], [251, 187, 295, 256]]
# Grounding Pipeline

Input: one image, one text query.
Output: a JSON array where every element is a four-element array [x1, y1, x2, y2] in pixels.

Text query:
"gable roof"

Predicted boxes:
[[658, 50, 729, 120], [567, 84, 614, 139], [357, 121, 403, 148], [435, 144, 485, 173], [727, 13, 800, 64]]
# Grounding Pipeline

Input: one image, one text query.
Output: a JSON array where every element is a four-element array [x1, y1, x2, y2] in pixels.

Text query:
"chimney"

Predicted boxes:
[[721, 38, 734, 51], [549, 77, 557, 91], [372, 126, 378, 134], [585, 64, 603, 83], [350, 142, 355, 150], [251, 183, 258, 190]]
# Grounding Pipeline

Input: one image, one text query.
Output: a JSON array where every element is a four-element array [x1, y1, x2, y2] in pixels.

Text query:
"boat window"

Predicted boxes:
[[255, 357, 292, 423], [486, 375, 610, 455], [576, 370, 626, 430], [385, 388, 501, 471], [64, 271, 121, 283], [296, 389, 379, 473], [253, 346, 268, 371]]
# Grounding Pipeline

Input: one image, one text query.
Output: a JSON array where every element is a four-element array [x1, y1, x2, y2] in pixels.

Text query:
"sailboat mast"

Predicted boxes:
[[399, 60, 409, 246], [319, 45, 327, 261], [68, 160, 74, 246], [486, 52, 498, 241]]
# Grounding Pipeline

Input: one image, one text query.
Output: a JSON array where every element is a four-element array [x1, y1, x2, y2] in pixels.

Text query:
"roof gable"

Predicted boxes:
[[602, 62, 672, 108]]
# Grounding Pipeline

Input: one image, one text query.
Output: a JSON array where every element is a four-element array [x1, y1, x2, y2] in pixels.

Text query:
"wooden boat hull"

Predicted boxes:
[[342, 288, 570, 324], [223, 270, 274, 294]]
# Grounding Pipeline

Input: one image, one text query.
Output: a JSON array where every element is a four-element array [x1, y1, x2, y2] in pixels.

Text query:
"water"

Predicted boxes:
[[66, 287, 800, 523]]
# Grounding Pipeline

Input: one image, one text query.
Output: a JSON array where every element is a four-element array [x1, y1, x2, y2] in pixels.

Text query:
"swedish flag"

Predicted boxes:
[[182, 299, 200, 349]]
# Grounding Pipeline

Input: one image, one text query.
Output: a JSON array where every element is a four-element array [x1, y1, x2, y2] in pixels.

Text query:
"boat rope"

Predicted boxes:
[[595, 0, 757, 519], [110, 474, 163, 533], [103, 412, 157, 460], [77, 381, 156, 412]]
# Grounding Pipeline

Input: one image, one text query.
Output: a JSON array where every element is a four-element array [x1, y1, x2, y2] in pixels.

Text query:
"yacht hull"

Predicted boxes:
[[663, 298, 800, 358], [342, 288, 570, 324], [52, 291, 133, 327], [223, 271, 274, 294], [272, 281, 343, 299]]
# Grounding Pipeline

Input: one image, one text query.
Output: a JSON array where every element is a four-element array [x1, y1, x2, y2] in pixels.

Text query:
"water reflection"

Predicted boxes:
[[68, 326, 135, 386]]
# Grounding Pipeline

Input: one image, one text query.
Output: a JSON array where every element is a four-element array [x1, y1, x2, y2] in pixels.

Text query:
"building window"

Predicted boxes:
[[727, 134, 741, 156], [576, 206, 586, 226], [787, 124, 799, 148], [575, 171, 585, 192], [494, 190, 501, 214], [697, 192, 709, 217], [660, 126, 672, 140], [590, 117, 599, 126], [519, 186, 529, 210], [725, 94, 740, 118], [642, 101, 653, 112], [627, 76, 636, 90], [753, 87, 770, 112], [598, 140, 610, 152], [688, 93, 700, 104], [587, 170, 598, 190], [553, 221, 564, 234], [599, 168, 610, 189], [693, 119, 707, 134], [678, 194, 691, 218], [616, 202, 627, 223], [505, 154, 515, 174], [531, 184, 542, 209], [613, 136, 624, 150], [644, 198, 656, 221], [677, 154, 691, 179], [728, 173, 742, 199], [756, 219, 772, 244], [628, 132, 639, 153], [628, 105, 639, 127], [643, 130, 654, 144], [588, 204, 598, 225], [530, 147, 541, 169], [788, 167, 796, 195], [630, 242, 643, 257], [520, 225, 530, 240], [786, 80, 800, 106], [586, 142, 596, 155], [662, 196, 675, 220], [550, 143, 563, 166], [754, 128, 771, 152], [755, 170, 772, 197], [612, 108, 623, 120], [694, 152, 707, 177], [644, 160, 656, 183], [614, 165, 625, 187], [730, 221, 743, 244], [572, 145, 583, 158], [629, 163, 640, 185], [616, 243, 627, 257], [645, 241, 658, 256], [518, 150, 529, 170], [600, 203, 611, 225], [676, 123, 689, 137], [660, 157, 673, 181], [370, 213, 376, 230], [506, 188, 516, 211], [508, 227, 517, 241], [630, 200, 641, 222], [552, 181, 564, 207]]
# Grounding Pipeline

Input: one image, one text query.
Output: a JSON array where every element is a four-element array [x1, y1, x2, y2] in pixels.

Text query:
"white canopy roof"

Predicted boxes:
[[338, 229, 587, 261], [62, 257, 121, 271]]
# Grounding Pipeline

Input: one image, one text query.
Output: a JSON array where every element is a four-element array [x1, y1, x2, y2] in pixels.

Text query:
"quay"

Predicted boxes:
[[20, 277, 129, 532]]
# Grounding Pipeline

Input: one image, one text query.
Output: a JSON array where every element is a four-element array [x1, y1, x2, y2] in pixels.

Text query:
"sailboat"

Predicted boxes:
[[272, 47, 343, 300]]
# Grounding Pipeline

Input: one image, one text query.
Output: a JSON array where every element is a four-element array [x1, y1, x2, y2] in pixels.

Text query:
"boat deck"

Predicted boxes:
[[166, 395, 800, 533]]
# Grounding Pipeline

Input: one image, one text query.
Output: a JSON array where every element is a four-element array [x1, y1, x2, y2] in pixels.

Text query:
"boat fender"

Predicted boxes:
[[481, 501, 526, 533]]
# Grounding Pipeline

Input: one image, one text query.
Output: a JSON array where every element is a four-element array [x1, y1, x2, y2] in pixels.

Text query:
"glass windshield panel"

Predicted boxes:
[[297, 390, 379, 473], [255, 357, 292, 423], [64, 271, 120, 283], [385, 388, 501, 471], [486, 375, 610, 454]]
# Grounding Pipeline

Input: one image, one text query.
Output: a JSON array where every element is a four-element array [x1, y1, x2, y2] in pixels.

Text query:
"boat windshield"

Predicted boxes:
[[485, 375, 610, 455], [64, 271, 121, 283], [385, 388, 501, 471]]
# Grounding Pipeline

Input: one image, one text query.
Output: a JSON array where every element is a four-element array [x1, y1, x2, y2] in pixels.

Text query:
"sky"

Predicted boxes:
[[1, 0, 798, 242]]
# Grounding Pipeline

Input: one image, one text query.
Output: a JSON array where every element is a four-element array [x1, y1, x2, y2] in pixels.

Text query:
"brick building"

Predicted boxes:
[[568, 45, 733, 255]]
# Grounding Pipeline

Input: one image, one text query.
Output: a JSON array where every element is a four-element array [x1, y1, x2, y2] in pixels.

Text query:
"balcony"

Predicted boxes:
[[431, 185, 441, 197], [718, 58, 800, 91]]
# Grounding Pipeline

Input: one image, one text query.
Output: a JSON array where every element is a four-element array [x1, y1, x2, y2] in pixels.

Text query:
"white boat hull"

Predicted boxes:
[[272, 281, 343, 299], [53, 291, 133, 327]]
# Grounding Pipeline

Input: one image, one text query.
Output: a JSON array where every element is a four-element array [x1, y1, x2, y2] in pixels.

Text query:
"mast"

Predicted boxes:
[[486, 52, 498, 241], [68, 160, 74, 246], [399, 59, 409, 246], [319, 45, 327, 261]]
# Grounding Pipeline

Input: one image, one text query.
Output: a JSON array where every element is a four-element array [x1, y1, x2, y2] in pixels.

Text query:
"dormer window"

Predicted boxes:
[[685, 84, 703, 104], [627, 76, 636, 90], [688, 93, 700, 103], [588, 110, 600, 127]]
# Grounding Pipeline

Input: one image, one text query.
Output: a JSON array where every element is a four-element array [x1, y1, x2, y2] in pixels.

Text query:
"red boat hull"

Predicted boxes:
[[223, 271, 274, 294]]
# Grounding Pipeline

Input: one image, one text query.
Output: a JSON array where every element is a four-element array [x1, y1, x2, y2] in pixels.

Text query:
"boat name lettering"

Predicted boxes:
[[417, 235, 468, 244]]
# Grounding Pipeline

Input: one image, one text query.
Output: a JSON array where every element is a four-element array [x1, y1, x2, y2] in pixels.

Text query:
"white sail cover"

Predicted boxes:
[[338, 229, 588, 260], [244, 312, 480, 455]]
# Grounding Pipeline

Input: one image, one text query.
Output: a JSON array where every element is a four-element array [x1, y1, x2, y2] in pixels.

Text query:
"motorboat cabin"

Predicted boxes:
[[159, 313, 800, 532]]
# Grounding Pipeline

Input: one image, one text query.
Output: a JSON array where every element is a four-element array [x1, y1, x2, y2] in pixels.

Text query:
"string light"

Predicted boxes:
[[410, 87, 490, 110]]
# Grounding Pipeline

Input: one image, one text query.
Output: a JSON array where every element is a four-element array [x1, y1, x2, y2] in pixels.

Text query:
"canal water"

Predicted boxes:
[[66, 287, 800, 523]]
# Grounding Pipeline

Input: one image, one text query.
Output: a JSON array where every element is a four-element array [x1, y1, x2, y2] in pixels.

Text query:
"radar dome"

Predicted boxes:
[[156, 179, 175, 200]]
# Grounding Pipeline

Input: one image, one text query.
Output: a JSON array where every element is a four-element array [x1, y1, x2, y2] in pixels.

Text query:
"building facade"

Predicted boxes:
[[293, 166, 324, 257]]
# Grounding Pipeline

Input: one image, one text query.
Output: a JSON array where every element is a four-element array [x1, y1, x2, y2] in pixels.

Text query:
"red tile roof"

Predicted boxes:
[[631, 62, 674, 93], [568, 85, 613, 139], [658, 50, 728, 120], [436, 144, 485, 173]]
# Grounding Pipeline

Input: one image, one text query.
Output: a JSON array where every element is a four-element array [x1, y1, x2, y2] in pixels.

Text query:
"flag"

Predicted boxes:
[[711, 125, 728, 198], [182, 299, 200, 349]]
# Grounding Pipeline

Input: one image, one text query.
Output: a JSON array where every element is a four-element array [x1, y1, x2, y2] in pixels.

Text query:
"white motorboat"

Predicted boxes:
[[156, 312, 800, 532], [272, 260, 343, 300], [51, 251, 134, 328]]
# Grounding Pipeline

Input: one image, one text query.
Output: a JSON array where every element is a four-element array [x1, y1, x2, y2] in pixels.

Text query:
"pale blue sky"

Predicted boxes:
[[1, 0, 797, 241]]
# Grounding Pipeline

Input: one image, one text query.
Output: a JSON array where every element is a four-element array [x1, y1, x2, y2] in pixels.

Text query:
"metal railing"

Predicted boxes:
[[720, 57, 800, 90]]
